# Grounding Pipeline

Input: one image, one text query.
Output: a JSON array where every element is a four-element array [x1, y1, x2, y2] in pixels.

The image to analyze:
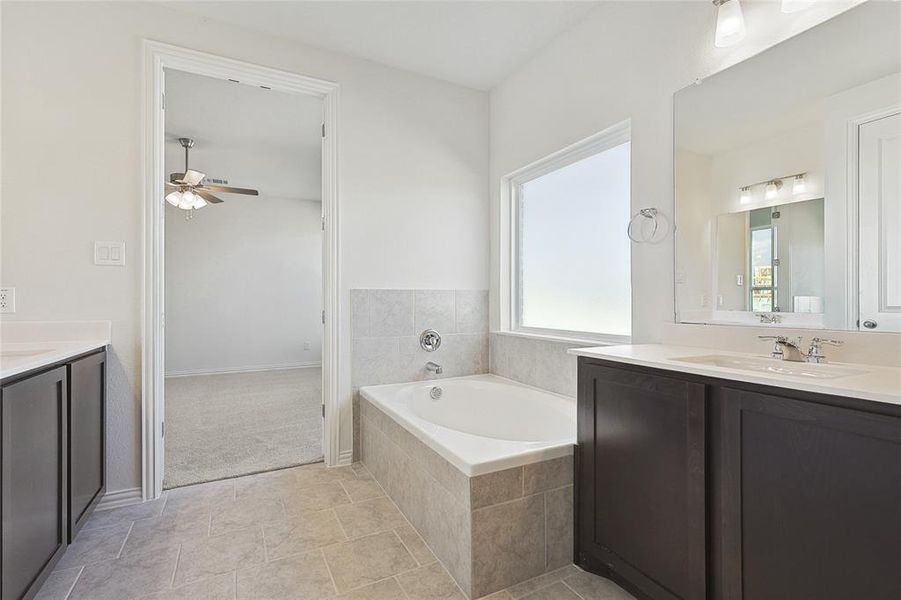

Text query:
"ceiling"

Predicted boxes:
[[160, 1, 601, 90], [165, 68, 323, 200]]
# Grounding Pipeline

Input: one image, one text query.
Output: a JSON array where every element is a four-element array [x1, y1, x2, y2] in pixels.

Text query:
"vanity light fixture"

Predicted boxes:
[[740, 186, 752, 205], [792, 174, 807, 195], [713, 0, 747, 48], [764, 180, 782, 200], [781, 0, 815, 14]]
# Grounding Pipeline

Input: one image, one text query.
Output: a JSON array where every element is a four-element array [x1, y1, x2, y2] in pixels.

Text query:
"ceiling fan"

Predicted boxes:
[[165, 137, 259, 211]]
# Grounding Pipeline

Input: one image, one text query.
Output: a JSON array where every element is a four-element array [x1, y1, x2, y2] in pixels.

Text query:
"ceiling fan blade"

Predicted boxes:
[[182, 169, 206, 186], [169, 172, 186, 183], [195, 190, 224, 204], [165, 181, 178, 189], [200, 184, 259, 196]]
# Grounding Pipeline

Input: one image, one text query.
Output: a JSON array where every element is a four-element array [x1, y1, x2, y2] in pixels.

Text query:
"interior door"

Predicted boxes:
[[859, 111, 901, 332]]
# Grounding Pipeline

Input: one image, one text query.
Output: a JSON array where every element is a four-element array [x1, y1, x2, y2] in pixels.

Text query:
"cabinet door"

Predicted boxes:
[[576, 361, 706, 600], [1, 367, 68, 600], [719, 388, 901, 600], [68, 351, 106, 541]]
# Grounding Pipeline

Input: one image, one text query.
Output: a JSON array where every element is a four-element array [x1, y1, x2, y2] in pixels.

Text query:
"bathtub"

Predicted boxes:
[[359, 374, 577, 598], [359, 374, 575, 476]]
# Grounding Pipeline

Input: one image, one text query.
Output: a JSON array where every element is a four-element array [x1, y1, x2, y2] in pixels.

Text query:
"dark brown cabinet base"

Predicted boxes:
[[1, 348, 106, 600], [576, 357, 901, 600]]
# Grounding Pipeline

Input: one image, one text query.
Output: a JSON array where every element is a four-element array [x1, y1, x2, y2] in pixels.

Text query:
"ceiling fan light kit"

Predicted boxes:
[[164, 137, 259, 215]]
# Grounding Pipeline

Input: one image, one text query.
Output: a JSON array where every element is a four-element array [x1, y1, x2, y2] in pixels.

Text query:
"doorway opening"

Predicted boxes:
[[143, 41, 339, 500], [161, 69, 324, 488]]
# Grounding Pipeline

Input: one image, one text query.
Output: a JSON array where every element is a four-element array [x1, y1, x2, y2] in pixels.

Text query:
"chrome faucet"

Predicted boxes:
[[758, 335, 805, 362], [759, 335, 844, 363], [425, 361, 443, 375], [806, 338, 843, 364]]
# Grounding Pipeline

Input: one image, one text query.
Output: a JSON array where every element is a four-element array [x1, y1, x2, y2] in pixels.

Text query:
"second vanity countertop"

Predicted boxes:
[[568, 344, 901, 407], [0, 321, 111, 381]]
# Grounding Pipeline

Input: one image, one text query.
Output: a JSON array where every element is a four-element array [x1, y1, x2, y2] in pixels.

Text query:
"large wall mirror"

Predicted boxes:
[[674, 1, 900, 332]]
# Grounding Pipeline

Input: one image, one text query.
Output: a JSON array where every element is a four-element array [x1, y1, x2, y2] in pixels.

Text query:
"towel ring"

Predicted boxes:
[[627, 208, 669, 244]]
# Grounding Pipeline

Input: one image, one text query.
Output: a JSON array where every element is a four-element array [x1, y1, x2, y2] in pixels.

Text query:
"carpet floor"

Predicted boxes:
[[163, 367, 323, 489]]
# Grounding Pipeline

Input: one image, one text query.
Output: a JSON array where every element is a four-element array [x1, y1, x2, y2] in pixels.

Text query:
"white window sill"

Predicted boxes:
[[492, 329, 630, 347]]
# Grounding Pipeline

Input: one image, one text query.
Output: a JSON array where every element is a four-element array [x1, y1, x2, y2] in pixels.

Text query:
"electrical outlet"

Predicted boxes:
[[0, 287, 15, 314]]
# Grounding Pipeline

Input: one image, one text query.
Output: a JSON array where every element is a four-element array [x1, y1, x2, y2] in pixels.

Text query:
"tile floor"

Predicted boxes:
[[37, 462, 635, 600]]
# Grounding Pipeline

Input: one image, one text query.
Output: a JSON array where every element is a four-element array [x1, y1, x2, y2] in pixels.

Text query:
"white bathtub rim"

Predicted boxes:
[[360, 374, 575, 477]]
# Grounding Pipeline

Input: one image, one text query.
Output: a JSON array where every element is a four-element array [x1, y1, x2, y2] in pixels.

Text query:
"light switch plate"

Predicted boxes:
[[94, 241, 125, 266], [0, 287, 15, 314]]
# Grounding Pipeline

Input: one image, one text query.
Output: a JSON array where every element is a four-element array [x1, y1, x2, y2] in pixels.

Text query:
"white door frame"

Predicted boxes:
[[141, 40, 340, 500]]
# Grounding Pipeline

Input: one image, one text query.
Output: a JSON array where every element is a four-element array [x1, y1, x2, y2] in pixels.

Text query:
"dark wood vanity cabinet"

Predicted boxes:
[[67, 352, 106, 542], [1, 367, 68, 600], [1, 348, 106, 600], [576, 357, 901, 600]]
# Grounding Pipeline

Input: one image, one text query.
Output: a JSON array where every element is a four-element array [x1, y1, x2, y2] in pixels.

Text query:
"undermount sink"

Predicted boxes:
[[673, 354, 869, 380], [0, 348, 54, 358]]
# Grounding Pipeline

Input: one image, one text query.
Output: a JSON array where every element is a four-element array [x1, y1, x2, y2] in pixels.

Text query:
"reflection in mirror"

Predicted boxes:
[[674, 1, 901, 331]]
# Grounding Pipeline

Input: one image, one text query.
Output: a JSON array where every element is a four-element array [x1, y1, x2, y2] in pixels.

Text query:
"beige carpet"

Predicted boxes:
[[163, 367, 323, 489]]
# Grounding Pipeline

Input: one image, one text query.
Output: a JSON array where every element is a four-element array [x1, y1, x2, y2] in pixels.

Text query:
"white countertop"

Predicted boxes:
[[1, 321, 111, 380], [568, 344, 901, 407]]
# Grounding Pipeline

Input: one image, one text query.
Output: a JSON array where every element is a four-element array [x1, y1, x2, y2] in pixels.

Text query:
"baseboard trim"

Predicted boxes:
[[165, 362, 322, 378], [337, 449, 354, 466], [96, 487, 143, 511]]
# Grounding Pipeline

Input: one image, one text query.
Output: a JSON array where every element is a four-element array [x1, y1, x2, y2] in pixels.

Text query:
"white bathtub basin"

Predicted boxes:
[[361, 374, 575, 476]]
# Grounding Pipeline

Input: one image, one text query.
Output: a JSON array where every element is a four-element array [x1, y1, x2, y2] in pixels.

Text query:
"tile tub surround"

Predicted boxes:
[[489, 332, 593, 398], [351, 289, 489, 457], [361, 397, 574, 598]]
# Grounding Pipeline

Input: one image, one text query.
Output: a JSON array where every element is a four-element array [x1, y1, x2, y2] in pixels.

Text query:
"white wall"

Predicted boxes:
[[165, 198, 323, 375], [489, 0, 900, 365], [1, 1, 488, 493]]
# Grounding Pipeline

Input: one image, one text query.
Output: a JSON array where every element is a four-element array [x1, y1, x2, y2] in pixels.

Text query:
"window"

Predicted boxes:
[[505, 121, 632, 342]]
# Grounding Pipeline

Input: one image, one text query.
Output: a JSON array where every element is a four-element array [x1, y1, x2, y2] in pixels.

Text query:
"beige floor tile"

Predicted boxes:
[[137, 572, 236, 599], [505, 565, 580, 599], [263, 509, 347, 560], [235, 469, 300, 503], [396, 562, 466, 600], [339, 477, 385, 502], [210, 497, 285, 536], [83, 497, 167, 531], [174, 527, 266, 586], [322, 531, 417, 593], [394, 524, 437, 566], [55, 523, 131, 569], [164, 480, 236, 515], [294, 464, 358, 486], [34, 567, 83, 600], [334, 497, 407, 538], [283, 481, 352, 515], [236, 550, 335, 599], [121, 510, 213, 556], [521, 581, 580, 600], [68, 549, 178, 600], [334, 577, 404, 599], [478, 592, 514, 600], [562, 571, 635, 600]]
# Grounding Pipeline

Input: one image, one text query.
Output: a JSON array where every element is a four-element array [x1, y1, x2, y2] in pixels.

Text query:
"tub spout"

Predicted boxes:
[[425, 361, 443, 375]]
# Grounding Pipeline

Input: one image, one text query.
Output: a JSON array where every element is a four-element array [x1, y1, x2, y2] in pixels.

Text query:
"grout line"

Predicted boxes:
[[561, 579, 587, 600], [320, 548, 340, 596], [169, 545, 182, 587], [332, 508, 350, 541], [543, 492, 548, 571], [232, 570, 238, 600], [391, 527, 421, 568], [116, 521, 136, 558], [261, 524, 270, 563], [62, 565, 85, 600]]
